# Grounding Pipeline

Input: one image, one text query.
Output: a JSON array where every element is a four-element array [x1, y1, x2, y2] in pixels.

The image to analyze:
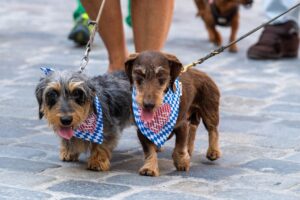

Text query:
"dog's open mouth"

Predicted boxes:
[[57, 127, 74, 140], [141, 109, 154, 122]]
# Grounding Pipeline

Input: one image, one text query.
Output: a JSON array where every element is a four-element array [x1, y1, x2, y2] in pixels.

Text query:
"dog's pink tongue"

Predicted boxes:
[[141, 109, 154, 122], [57, 127, 74, 140]]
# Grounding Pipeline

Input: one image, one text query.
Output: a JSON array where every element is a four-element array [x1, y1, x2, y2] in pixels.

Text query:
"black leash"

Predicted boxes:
[[182, 2, 300, 72]]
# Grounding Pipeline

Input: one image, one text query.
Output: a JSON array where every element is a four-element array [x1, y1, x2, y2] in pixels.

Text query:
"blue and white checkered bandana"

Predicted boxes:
[[132, 79, 182, 148], [74, 96, 104, 144], [40, 67, 55, 76]]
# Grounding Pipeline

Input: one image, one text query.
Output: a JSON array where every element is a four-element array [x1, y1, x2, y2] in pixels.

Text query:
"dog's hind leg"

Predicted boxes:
[[201, 109, 221, 161], [229, 14, 239, 52], [187, 112, 201, 156], [88, 143, 112, 171], [138, 130, 159, 176], [172, 122, 191, 171]]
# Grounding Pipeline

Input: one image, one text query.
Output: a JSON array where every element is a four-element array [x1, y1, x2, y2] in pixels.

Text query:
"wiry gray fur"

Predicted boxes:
[[35, 70, 132, 150]]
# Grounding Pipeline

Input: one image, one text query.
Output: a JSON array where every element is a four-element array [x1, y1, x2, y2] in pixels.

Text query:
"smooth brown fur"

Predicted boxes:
[[194, 0, 252, 52], [125, 51, 221, 176]]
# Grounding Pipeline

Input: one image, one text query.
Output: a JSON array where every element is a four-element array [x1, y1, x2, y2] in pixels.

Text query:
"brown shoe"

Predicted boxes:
[[247, 20, 299, 59]]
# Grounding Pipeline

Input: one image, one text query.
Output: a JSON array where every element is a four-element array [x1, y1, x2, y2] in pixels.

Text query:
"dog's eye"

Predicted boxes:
[[72, 89, 86, 105], [158, 78, 166, 86], [135, 77, 143, 85], [46, 90, 58, 108]]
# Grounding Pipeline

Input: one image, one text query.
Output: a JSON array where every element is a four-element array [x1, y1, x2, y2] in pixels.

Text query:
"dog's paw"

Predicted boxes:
[[59, 151, 79, 162], [87, 158, 110, 171], [229, 45, 238, 53], [206, 148, 221, 161], [173, 152, 190, 171], [139, 166, 159, 176]]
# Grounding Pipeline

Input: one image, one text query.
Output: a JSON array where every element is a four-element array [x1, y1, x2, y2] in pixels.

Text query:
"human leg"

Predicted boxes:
[[131, 0, 175, 52], [81, 0, 128, 72]]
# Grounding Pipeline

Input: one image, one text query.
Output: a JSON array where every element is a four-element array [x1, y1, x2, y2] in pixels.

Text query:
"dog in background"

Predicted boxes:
[[35, 71, 131, 171], [194, 0, 253, 52], [125, 51, 221, 176]]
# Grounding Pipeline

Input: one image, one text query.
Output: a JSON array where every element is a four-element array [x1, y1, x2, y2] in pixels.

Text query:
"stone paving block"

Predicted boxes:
[[0, 116, 42, 138], [16, 142, 58, 152], [43, 165, 109, 180], [169, 162, 244, 181], [106, 174, 171, 186], [124, 190, 208, 200], [61, 198, 96, 200], [0, 157, 60, 173], [0, 171, 56, 188], [225, 174, 300, 191], [168, 180, 216, 195], [241, 159, 300, 174], [214, 189, 300, 200], [221, 95, 267, 115], [285, 153, 300, 163], [0, 185, 51, 200], [219, 115, 268, 133], [111, 152, 134, 163], [263, 103, 300, 114], [0, 145, 46, 159], [278, 94, 300, 104], [0, 105, 37, 119], [212, 145, 287, 166], [24, 133, 60, 147], [48, 180, 130, 198], [223, 82, 275, 99], [111, 158, 175, 175]]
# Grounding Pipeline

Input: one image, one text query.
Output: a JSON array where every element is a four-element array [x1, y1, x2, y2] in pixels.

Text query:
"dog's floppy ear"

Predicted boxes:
[[164, 53, 183, 90], [125, 53, 139, 84], [35, 78, 46, 119]]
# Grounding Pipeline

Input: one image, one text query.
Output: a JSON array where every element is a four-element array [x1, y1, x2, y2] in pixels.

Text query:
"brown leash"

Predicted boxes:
[[181, 2, 300, 73], [79, 0, 106, 73]]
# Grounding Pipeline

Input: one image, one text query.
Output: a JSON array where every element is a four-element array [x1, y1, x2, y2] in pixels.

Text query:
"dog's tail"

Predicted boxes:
[[194, 0, 207, 16]]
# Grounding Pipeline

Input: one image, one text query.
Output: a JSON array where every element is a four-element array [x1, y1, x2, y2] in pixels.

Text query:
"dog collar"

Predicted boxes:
[[74, 96, 104, 144], [132, 79, 182, 148], [210, 2, 238, 27]]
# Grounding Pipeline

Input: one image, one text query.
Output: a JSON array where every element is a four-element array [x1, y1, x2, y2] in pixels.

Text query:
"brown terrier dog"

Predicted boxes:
[[125, 51, 221, 176], [194, 0, 253, 52]]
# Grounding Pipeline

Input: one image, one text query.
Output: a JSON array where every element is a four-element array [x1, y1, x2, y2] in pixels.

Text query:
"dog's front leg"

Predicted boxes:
[[172, 122, 191, 171], [59, 138, 80, 162], [138, 130, 159, 176], [87, 143, 111, 171], [229, 14, 239, 52]]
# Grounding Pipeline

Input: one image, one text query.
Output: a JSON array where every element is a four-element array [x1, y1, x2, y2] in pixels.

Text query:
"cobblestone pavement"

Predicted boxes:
[[1, 0, 300, 199]]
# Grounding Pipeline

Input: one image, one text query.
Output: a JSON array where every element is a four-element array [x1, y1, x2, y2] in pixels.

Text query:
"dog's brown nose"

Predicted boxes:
[[60, 116, 73, 126], [143, 102, 155, 110]]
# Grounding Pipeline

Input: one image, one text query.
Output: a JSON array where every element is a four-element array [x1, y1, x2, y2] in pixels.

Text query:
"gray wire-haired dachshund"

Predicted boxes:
[[35, 70, 131, 171]]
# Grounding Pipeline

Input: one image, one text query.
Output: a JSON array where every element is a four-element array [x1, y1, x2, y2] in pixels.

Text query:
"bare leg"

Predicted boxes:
[[131, 0, 174, 51], [81, 0, 128, 72]]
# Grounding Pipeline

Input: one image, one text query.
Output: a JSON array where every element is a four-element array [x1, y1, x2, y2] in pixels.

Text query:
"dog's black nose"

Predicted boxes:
[[143, 103, 155, 110], [60, 116, 73, 126]]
